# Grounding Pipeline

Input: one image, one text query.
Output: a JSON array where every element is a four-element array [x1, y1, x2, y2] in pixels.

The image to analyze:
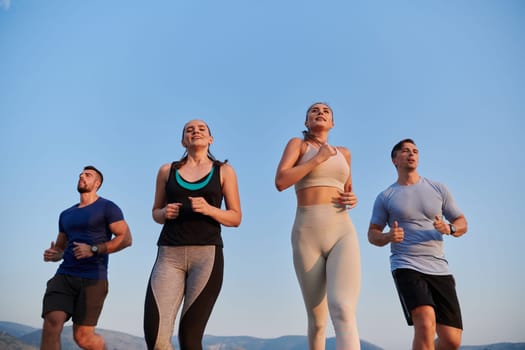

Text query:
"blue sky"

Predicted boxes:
[[1, 1, 524, 349]]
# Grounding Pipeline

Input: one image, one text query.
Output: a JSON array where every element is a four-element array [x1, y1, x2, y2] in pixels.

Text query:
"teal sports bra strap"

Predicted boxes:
[[175, 166, 215, 191]]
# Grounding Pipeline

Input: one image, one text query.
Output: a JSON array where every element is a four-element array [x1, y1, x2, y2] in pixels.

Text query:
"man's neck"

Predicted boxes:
[[397, 170, 420, 186], [79, 192, 99, 207]]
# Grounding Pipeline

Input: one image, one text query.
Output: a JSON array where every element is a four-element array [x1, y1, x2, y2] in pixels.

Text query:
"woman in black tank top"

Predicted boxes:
[[144, 119, 242, 350]]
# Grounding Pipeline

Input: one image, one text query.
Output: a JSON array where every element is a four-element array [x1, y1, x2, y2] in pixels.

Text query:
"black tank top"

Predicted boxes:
[[157, 163, 224, 247]]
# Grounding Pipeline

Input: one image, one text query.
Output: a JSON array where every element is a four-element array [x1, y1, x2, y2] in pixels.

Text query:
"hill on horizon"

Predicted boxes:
[[1, 321, 524, 350]]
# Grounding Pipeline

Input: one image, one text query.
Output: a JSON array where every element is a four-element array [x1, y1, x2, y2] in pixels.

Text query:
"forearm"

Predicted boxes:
[[451, 216, 468, 238], [100, 222, 132, 254], [275, 158, 322, 191], [152, 207, 166, 224], [206, 206, 242, 227], [98, 235, 131, 254], [368, 228, 391, 247]]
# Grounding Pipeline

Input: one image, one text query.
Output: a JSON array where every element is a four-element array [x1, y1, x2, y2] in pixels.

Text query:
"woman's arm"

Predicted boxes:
[[275, 138, 334, 191], [152, 163, 170, 224]]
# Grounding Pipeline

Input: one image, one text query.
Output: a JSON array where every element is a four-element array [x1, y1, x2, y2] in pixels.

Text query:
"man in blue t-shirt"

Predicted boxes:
[[368, 139, 468, 350], [41, 165, 132, 350]]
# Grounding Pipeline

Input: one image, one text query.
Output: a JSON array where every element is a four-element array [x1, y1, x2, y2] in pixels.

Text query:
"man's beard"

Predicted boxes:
[[77, 184, 90, 193]]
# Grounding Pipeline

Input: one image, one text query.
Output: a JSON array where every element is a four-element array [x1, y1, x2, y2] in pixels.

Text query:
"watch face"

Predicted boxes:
[[450, 224, 456, 234], [91, 245, 98, 253]]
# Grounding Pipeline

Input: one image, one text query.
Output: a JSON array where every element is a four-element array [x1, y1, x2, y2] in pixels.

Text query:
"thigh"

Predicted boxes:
[[392, 269, 435, 326], [326, 231, 361, 308], [428, 275, 463, 329], [74, 278, 108, 326], [42, 274, 77, 320], [182, 246, 223, 315], [178, 246, 224, 348], [293, 243, 327, 311], [144, 247, 187, 350], [149, 246, 187, 311]]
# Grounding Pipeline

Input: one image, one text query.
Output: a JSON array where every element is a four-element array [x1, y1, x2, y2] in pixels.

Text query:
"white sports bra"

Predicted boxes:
[[294, 143, 349, 192]]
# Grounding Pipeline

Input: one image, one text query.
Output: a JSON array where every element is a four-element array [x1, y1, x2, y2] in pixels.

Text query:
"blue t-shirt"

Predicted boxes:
[[56, 197, 124, 280], [370, 177, 463, 275]]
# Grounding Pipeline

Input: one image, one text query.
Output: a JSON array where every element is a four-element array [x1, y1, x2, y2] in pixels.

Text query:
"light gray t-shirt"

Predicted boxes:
[[370, 177, 463, 275]]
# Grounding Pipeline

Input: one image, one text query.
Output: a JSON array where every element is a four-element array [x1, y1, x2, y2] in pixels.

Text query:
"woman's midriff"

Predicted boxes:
[[296, 186, 342, 206]]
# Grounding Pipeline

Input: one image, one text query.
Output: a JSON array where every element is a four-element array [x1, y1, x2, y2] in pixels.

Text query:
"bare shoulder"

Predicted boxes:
[[286, 137, 304, 148], [156, 163, 173, 183], [336, 146, 351, 159], [219, 162, 237, 177], [158, 162, 172, 174]]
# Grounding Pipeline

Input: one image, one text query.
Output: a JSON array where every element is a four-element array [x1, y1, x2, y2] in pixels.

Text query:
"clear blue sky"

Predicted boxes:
[[1, 1, 524, 349]]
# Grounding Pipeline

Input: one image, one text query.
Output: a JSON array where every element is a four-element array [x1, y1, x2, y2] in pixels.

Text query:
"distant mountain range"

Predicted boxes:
[[1, 321, 524, 350]]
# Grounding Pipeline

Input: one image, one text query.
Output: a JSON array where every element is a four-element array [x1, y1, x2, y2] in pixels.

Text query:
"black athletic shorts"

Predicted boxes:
[[392, 268, 463, 329], [42, 274, 108, 326]]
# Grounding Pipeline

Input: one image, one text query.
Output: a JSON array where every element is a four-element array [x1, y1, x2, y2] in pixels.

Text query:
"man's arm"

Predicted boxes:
[[100, 220, 132, 254], [73, 220, 132, 259], [368, 221, 404, 247], [43, 232, 67, 262], [450, 215, 468, 237], [434, 214, 468, 238]]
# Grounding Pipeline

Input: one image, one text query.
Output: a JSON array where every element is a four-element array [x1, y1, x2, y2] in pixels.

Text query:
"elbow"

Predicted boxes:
[[274, 174, 285, 192], [232, 213, 242, 227], [228, 212, 242, 228], [125, 234, 133, 248], [275, 179, 288, 192], [368, 233, 385, 247], [152, 210, 165, 225], [226, 221, 241, 228], [367, 231, 375, 245]]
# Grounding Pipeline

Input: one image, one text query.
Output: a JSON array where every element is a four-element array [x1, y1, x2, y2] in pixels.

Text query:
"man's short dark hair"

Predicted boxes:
[[84, 165, 103, 188], [391, 138, 416, 159]]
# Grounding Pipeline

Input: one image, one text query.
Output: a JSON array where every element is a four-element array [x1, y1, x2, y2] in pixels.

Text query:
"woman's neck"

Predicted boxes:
[[185, 150, 212, 167], [307, 131, 329, 146]]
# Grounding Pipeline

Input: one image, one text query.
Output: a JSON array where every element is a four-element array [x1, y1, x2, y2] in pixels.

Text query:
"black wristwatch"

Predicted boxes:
[[448, 224, 457, 236], [91, 244, 99, 254]]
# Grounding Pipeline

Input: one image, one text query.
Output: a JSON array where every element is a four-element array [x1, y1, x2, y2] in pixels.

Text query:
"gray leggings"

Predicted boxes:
[[144, 245, 223, 350], [292, 204, 361, 350]]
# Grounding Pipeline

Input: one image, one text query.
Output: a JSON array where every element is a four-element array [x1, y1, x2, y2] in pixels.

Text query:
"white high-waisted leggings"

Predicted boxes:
[[292, 204, 361, 350]]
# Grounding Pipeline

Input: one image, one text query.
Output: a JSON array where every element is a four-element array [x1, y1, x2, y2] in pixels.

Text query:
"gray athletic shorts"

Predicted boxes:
[[42, 274, 108, 326]]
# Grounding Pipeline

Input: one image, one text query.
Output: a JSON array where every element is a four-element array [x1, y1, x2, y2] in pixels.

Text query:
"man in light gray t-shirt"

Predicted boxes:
[[368, 138, 468, 350]]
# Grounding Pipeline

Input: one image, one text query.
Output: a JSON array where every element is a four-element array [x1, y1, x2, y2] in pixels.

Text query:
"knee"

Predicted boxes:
[[328, 302, 355, 324], [179, 335, 199, 350], [43, 313, 65, 335], [415, 318, 436, 343], [73, 328, 104, 349], [73, 330, 89, 348], [438, 331, 462, 350], [417, 317, 436, 333], [440, 337, 461, 350], [307, 317, 327, 335], [151, 342, 171, 350]]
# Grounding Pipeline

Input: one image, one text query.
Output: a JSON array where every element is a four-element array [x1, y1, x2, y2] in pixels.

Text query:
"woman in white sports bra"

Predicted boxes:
[[275, 102, 361, 350]]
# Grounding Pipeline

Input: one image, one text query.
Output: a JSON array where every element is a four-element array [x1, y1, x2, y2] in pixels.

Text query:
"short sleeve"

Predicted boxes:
[[104, 200, 125, 224], [370, 193, 388, 228]]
